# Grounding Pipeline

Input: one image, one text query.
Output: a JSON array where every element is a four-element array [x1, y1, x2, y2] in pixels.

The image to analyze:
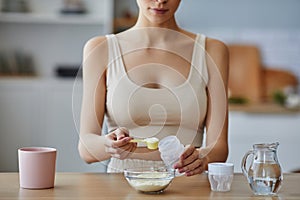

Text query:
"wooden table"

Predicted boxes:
[[0, 173, 299, 199]]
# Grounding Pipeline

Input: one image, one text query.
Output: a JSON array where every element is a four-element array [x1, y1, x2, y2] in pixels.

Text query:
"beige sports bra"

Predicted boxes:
[[105, 33, 208, 147]]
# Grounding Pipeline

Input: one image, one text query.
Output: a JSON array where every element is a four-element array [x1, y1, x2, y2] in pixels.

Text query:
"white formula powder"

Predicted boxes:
[[128, 172, 172, 192]]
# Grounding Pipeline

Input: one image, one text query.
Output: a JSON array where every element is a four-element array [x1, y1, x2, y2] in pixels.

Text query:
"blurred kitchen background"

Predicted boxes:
[[0, 0, 299, 173]]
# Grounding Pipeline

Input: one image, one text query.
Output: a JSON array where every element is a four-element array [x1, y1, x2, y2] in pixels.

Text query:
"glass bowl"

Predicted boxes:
[[124, 166, 175, 194]]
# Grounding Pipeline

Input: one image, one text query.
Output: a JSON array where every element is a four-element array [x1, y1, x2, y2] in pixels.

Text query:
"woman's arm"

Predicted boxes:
[[200, 37, 229, 165], [78, 36, 137, 163], [78, 36, 110, 163], [174, 38, 229, 176]]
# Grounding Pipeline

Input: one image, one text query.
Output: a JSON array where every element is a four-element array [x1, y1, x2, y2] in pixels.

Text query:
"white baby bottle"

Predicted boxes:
[[158, 136, 185, 176]]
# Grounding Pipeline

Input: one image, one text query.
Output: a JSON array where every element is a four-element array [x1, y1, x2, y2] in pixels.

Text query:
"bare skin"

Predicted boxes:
[[78, 0, 229, 176]]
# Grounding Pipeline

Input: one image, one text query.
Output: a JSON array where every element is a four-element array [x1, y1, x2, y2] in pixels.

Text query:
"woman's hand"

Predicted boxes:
[[174, 145, 208, 176], [104, 127, 137, 160]]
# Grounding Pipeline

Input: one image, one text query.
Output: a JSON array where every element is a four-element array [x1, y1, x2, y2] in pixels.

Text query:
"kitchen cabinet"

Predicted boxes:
[[0, 80, 39, 171], [0, 0, 113, 172], [0, 0, 113, 27], [228, 111, 300, 173], [0, 79, 107, 172], [0, 0, 113, 78]]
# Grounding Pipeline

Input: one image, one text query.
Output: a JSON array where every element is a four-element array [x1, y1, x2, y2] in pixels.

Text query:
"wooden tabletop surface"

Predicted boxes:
[[0, 173, 299, 200]]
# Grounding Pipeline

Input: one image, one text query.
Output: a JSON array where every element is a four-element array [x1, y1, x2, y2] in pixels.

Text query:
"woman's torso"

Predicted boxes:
[[105, 30, 208, 147]]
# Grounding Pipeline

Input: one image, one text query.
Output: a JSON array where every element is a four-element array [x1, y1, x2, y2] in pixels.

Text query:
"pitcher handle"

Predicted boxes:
[[241, 150, 254, 178]]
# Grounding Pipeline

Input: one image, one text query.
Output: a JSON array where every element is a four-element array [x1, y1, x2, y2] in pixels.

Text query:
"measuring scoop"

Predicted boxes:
[[130, 137, 159, 150]]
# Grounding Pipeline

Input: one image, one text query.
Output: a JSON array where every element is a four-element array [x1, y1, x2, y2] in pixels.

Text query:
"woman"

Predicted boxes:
[[78, 0, 229, 176]]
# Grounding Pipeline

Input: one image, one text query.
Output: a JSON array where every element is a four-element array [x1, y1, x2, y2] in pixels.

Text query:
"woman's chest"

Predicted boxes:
[[122, 49, 192, 89], [106, 78, 207, 127]]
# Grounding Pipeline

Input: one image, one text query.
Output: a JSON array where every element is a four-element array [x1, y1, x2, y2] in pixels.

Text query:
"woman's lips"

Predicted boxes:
[[150, 8, 169, 14]]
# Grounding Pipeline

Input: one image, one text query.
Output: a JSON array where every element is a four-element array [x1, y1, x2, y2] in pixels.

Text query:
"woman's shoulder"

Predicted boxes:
[[205, 37, 229, 77], [205, 37, 229, 65], [83, 35, 110, 63], [181, 30, 227, 53], [82, 35, 110, 72], [83, 35, 109, 54], [206, 37, 228, 55]]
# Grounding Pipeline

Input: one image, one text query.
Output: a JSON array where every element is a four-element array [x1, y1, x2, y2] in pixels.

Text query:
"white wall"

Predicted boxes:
[[176, 0, 300, 87], [176, 0, 300, 30], [113, 0, 300, 84]]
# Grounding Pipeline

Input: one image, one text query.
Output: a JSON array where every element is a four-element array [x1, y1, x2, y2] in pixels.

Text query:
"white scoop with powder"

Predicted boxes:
[[130, 137, 159, 150]]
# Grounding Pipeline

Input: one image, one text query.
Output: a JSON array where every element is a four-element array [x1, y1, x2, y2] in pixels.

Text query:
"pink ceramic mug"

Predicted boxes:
[[18, 147, 57, 189]]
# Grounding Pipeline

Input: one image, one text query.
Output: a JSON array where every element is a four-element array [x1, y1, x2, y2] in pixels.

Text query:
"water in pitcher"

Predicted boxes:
[[248, 162, 282, 195], [242, 142, 283, 196]]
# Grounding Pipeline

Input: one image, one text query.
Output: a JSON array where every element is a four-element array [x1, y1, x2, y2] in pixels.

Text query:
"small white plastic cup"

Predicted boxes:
[[208, 163, 234, 192], [158, 136, 184, 176]]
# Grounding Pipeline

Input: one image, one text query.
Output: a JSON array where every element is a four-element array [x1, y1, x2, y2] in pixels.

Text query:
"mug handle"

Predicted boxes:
[[241, 150, 254, 179]]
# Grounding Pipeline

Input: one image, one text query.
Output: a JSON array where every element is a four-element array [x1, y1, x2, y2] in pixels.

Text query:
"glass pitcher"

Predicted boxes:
[[241, 142, 283, 196]]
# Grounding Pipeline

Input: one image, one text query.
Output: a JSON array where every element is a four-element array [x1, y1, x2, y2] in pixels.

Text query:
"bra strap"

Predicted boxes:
[[191, 34, 209, 85]]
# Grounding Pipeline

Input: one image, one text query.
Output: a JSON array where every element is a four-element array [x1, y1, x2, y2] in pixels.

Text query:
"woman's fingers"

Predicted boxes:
[[103, 127, 138, 160], [176, 146, 198, 168], [115, 127, 129, 140], [111, 137, 132, 148], [119, 144, 137, 159], [104, 133, 137, 159], [108, 143, 137, 159], [105, 127, 130, 144], [105, 145, 127, 158], [174, 146, 206, 176], [104, 134, 131, 148], [105, 138, 132, 151], [178, 158, 204, 174], [185, 164, 205, 176]]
